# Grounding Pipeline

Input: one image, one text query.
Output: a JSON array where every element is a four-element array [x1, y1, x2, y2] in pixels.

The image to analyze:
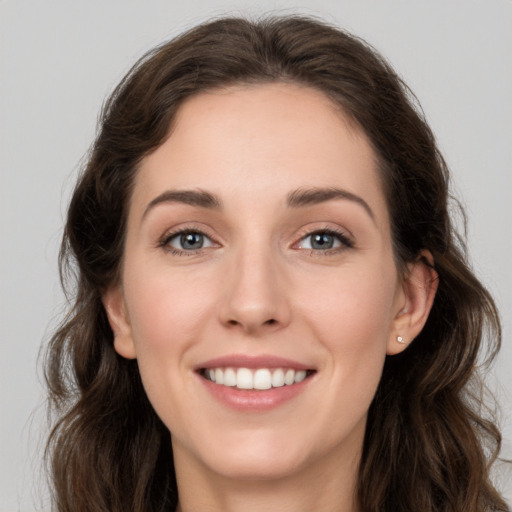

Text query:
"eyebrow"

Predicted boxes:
[[142, 189, 221, 220], [142, 186, 375, 222], [287, 187, 375, 222]]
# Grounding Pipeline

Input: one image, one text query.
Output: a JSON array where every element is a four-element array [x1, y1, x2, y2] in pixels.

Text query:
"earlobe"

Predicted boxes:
[[387, 251, 438, 355], [102, 285, 137, 359]]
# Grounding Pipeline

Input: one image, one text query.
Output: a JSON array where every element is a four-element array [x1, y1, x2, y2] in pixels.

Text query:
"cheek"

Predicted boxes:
[[296, 261, 398, 389], [122, 264, 220, 410], [125, 263, 216, 351], [121, 264, 221, 425], [301, 259, 397, 332]]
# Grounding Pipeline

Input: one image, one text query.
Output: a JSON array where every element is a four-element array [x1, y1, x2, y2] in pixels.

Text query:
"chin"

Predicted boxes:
[[205, 451, 307, 482], [174, 427, 316, 482]]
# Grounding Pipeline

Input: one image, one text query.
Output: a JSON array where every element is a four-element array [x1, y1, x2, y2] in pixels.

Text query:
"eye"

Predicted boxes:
[[164, 230, 215, 252], [296, 230, 353, 251]]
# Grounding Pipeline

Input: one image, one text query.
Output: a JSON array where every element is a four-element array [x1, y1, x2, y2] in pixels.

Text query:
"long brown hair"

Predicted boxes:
[[45, 16, 509, 511]]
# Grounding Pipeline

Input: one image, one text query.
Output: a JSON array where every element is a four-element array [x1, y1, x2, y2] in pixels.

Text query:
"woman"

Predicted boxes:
[[45, 15, 510, 512]]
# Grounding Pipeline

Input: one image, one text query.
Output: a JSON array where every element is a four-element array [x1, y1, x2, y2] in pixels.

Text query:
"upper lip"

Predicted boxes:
[[194, 354, 314, 371]]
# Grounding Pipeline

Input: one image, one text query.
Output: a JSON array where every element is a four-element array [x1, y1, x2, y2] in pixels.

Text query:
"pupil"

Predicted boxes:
[[312, 233, 333, 249], [181, 232, 203, 250]]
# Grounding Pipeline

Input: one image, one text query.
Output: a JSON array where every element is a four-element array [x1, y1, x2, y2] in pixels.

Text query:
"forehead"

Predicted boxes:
[[133, 83, 388, 226]]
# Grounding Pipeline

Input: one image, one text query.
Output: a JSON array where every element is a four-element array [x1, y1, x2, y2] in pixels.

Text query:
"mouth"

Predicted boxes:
[[195, 356, 317, 410], [199, 367, 316, 390]]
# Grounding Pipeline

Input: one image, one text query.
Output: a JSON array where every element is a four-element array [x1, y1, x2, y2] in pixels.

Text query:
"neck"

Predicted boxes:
[[173, 438, 362, 512]]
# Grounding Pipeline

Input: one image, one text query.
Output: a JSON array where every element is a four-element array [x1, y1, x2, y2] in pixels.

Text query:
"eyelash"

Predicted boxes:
[[158, 227, 354, 257], [159, 228, 216, 256], [295, 228, 354, 256]]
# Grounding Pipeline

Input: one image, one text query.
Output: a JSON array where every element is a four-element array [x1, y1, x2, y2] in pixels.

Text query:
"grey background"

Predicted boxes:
[[1, 0, 511, 510]]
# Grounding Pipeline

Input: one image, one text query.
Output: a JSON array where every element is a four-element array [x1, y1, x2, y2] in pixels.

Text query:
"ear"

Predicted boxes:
[[102, 284, 137, 359], [387, 251, 438, 355]]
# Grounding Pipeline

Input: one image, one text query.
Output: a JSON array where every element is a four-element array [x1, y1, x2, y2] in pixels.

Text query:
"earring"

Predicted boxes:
[[397, 336, 405, 344]]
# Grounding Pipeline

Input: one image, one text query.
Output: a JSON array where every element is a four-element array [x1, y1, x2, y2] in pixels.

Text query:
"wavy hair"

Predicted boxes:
[[44, 15, 509, 511]]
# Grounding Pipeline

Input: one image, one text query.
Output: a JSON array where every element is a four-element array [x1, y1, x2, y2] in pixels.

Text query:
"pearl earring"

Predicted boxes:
[[397, 336, 405, 344]]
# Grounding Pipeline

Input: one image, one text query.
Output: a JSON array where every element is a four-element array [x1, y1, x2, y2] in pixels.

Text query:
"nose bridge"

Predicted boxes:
[[219, 233, 290, 333]]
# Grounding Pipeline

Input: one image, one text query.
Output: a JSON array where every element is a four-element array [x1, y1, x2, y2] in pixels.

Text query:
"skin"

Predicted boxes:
[[104, 83, 437, 512]]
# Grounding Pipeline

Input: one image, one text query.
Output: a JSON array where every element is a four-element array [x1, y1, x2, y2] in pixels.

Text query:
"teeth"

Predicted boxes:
[[237, 368, 253, 389], [284, 369, 295, 385], [253, 369, 272, 390], [271, 368, 285, 387], [204, 367, 311, 390], [294, 370, 307, 383], [223, 367, 237, 387]]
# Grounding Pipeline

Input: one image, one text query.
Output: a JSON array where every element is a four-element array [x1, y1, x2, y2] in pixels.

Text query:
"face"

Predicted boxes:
[[104, 83, 433, 483]]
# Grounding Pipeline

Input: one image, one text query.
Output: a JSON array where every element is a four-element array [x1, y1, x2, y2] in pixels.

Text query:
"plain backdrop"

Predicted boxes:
[[1, 0, 511, 510]]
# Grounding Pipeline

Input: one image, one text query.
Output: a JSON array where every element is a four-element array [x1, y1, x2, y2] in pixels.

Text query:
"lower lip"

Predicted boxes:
[[199, 374, 313, 412]]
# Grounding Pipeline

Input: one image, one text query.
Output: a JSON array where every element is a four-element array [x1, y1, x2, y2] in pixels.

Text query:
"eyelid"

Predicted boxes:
[[158, 224, 221, 254], [167, 231, 215, 250], [156, 223, 353, 255], [292, 226, 354, 252]]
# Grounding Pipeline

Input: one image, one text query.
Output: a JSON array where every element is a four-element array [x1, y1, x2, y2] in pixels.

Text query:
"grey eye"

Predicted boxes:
[[299, 231, 343, 250], [168, 231, 214, 250], [310, 233, 336, 249]]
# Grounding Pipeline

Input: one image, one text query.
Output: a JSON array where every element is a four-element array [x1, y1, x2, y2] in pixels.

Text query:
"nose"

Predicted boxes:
[[218, 245, 291, 336]]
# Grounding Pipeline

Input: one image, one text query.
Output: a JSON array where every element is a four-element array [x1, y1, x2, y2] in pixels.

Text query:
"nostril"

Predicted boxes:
[[222, 315, 282, 330]]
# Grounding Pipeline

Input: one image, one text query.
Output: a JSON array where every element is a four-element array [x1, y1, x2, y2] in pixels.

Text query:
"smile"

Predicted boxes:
[[202, 367, 314, 390]]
